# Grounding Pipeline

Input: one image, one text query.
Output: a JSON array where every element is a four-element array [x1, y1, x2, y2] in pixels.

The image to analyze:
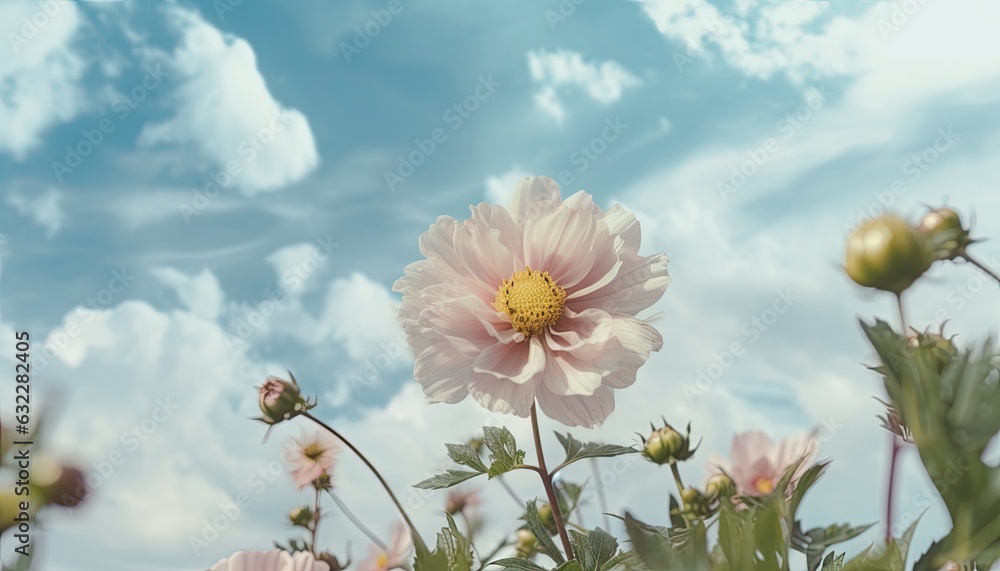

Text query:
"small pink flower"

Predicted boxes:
[[394, 176, 670, 427], [359, 524, 412, 571], [445, 487, 482, 515], [284, 431, 339, 490], [209, 549, 329, 571], [707, 431, 819, 498]]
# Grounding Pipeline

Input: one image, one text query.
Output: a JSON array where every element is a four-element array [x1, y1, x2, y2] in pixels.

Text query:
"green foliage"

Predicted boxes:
[[553, 432, 637, 473], [525, 500, 566, 565], [415, 426, 528, 490], [843, 517, 921, 571], [864, 319, 1000, 569], [414, 513, 475, 571]]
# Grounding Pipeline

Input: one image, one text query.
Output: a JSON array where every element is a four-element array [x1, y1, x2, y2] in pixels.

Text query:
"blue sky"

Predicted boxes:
[[2, 0, 1000, 569]]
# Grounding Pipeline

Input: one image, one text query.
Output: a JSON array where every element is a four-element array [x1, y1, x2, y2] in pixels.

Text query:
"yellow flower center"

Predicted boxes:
[[753, 477, 774, 494], [303, 442, 325, 460], [376, 552, 389, 567], [493, 266, 567, 338]]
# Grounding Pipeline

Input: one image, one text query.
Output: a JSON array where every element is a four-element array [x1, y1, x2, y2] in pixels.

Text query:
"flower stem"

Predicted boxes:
[[963, 254, 1000, 285], [885, 292, 907, 543], [498, 475, 525, 508], [530, 404, 575, 561], [303, 411, 428, 554], [327, 489, 386, 551], [591, 458, 611, 532], [310, 487, 321, 554], [669, 462, 689, 528]]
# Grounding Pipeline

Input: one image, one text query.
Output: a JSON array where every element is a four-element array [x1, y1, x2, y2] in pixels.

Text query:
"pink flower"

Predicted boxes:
[[359, 524, 412, 571], [284, 431, 339, 490], [707, 431, 820, 498], [209, 549, 329, 571], [394, 176, 670, 427], [445, 487, 482, 515]]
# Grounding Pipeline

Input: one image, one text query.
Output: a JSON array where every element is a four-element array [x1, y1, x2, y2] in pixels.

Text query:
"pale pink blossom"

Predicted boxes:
[[284, 431, 339, 490], [359, 524, 412, 571], [394, 176, 670, 427], [707, 431, 820, 498], [445, 487, 482, 515], [209, 549, 329, 571]]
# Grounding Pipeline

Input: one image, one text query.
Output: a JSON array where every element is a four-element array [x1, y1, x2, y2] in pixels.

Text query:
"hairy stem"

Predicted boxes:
[[530, 404, 575, 561], [328, 489, 386, 551]]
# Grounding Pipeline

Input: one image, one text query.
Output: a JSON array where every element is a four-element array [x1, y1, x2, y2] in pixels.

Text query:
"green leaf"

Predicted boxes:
[[488, 559, 547, 571], [415, 513, 474, 571], [570, 530, 598, 571], [602, 550, 648, 571], [556, 479, 586, 520], [526, 500, 566, 565], [843, 516, 921, 571], [588, 528, 619, 569], [484, 426, 528, 478], [447, 443, 489, 473], [820, 552, 846, 571], [623, 512, 687, 570], [792, 522, 874, 571], [554, 432, 638, 472], [554, 562, 584, 571], [414, 469, 484, 490]]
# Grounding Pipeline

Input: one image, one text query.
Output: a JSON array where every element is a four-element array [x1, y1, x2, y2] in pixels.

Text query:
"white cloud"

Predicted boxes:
[[319, 272, 402, 361], [151, 267, 225, 320], [138, 7, 319, 195], [484, 165, 530, 205], [266, 243, 326, 297], [527, 50, 641, 124], [0, 2, 88, 159], [7, 188, 65, 238]]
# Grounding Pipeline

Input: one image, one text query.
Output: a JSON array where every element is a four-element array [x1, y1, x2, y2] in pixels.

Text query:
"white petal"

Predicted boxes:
[[538, 352, 605, 396], [535, 385, 615, 428], [468, 374, 535, 418], [509, 176, 561, 226], [413, 340, 474, 404], [472, 337, 545, 384], [569, 252, 670, 315]]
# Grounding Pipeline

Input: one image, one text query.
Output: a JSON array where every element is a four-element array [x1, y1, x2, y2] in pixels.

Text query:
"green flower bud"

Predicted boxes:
[[918, 208, 972, 261], [677, 487, 713, 519], [641, 420, 698, 465], [516, 528, 538, 558], [289, 506, 314, 527], [0, 488, 36, 534], [705, 473, 737, 502], [537, 503, 558, 536], [257, 373, 313, 426], [908, 327, 959, 374], [846, 214, 933, 294]]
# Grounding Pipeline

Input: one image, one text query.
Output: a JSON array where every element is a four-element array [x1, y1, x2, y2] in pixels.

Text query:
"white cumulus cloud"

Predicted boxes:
[[527, 50, 641, 124]]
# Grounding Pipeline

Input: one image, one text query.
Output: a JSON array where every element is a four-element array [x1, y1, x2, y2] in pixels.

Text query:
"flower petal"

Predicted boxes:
[[472, 337, 545, 384], [468, 374, 535, 418], [509, 176, 561, 226], [535, 385, 615, 428], [522, 199, 599, 287], [568, 252, 670, 315], [413, 340, 474, 404], [538, 352, 605, 396]]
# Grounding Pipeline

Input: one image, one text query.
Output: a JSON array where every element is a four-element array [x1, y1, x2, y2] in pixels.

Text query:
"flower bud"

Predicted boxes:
[[289, 506, 314, 527], [0, 489, 36, 533], [537, 503, 558, 536], [641, 421, 697, 465], [34, 458, 88, 508], [257, 373, 312, 426], [515, 528, 538, 558], [908, 327, 958, 374], [705, 473, 737, 502], [918, 208, 971, 261], [676, 487, 713, 519], [846, 214, 933, 294]]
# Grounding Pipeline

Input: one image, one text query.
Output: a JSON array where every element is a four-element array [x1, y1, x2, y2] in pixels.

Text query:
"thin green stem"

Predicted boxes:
[[310, 487, 321, 554], [530, 404, 575, 561], [327, 489, 386, 551], [303, 411, 427, 554], [497, 475, 525, 508], [885, 292, 907, 542], [591, 458, 611, 531], [476, 537, 511, 571], [964, 254, 1000, 285], [670, 462, 690, 528]]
